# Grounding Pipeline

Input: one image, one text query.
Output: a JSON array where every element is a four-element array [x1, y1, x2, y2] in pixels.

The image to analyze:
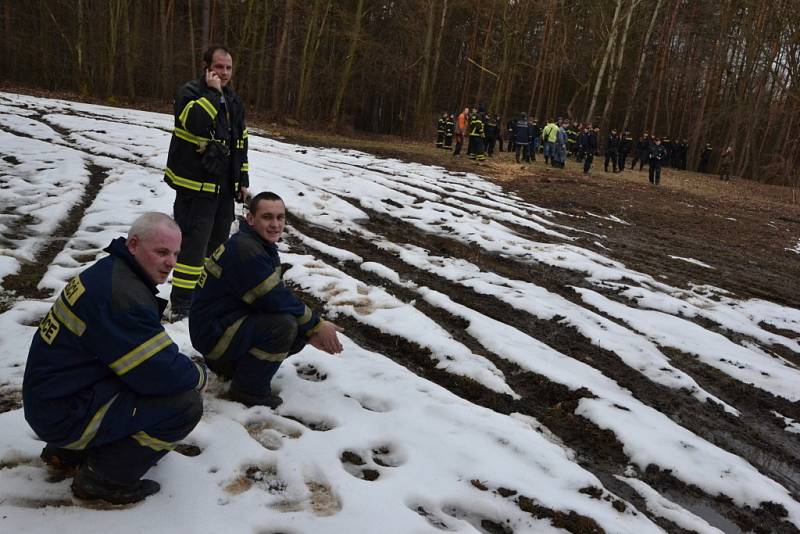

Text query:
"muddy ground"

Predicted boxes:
[[1, 89, 799, 532]]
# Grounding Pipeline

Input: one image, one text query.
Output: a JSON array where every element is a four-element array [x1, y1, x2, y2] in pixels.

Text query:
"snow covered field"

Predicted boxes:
[[0, 92, 799, 533]]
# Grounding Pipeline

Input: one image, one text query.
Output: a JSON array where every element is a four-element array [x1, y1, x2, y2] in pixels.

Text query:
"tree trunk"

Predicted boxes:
[[585, 0, 622, 123], [475, 2, 496, 106], [271, 0, 295, 113], [600, 0, 636, 128], [106, 0, 125, 98], [201, 0, 211, 52], [621, 0, 662, 131], [331, 0, 365, 126], [429, 0, 448, 111], [296, 0, 332, 118], [414, 1, 437, 131]]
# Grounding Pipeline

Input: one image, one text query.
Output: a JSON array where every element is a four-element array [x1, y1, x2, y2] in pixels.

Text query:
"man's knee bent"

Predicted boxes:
[[167, 390, 203, 438], [253, 313, 299, 353]]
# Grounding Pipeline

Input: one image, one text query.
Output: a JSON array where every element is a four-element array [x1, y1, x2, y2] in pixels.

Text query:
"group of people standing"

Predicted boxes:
[[435, 111, 733, 184]]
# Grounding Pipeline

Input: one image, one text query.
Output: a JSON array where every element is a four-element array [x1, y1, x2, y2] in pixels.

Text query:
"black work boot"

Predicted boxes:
[[72, 465, 160, 505], [41, 445, 84, 473], [229, 386, 283, 408]]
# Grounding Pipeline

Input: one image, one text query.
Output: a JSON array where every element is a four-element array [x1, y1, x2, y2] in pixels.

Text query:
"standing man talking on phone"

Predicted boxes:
[[164, 45, 250, 320]]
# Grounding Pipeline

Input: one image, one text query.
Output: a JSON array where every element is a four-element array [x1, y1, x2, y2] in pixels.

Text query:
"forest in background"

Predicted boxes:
[[1, 0, 799, 184]]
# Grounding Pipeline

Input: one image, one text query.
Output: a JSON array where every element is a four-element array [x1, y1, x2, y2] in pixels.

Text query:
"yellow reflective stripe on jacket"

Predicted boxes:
[[204, 259, 222, 278], [171, 276, 198, 290], [132, 431, 176, 451], [241, 268, 282, 304], [297, 305, 313, 325], [52, 296, 86, 337], [175, 263, 204, 276], [249, 347, 288, 362], [207, 316, 246, 360], [64, 394, 119, 450], [193, 361, 206, 389], [240, 163, 250, 172], [173, 126, 209, 146], [109, 331, 173, 376], [196, 97, 217, 120], [242, 128, 249, 138], [165, 167, 218, 193], [178, 97, 218, 129]]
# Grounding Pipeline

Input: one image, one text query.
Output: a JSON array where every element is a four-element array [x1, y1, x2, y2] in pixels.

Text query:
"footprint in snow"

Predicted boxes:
[[294, 362, 327, 382], [245, 415, 304, 451], [340, 442, 406, 481]]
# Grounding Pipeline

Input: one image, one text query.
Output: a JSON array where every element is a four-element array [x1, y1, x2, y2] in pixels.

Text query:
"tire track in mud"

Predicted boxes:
[[284, 219, 799, 533], [0, 159, 109, 310]]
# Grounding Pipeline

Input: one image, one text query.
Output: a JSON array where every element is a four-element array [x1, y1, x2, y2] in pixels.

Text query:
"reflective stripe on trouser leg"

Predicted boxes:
[[171, 193, 219, 307], [87, 390, 202, 484], [224, 314, 305, 396], [206, 183, 235, 257]]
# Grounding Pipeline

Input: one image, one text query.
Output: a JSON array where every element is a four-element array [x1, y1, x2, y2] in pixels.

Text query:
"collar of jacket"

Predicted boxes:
[[239, 219, 280, 253], [104, 237, 159, 295]]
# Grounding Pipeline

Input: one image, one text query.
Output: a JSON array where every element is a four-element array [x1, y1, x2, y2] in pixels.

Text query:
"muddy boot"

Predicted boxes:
[[72, 465, 160, 505], [41, 445, 84, 474]]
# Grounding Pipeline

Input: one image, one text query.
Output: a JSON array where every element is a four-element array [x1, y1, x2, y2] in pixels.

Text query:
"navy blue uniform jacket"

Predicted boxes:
[[23, 238, 206, 448]]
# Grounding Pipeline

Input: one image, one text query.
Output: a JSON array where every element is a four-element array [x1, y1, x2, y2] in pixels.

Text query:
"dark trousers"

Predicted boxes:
[[617, 151, 628, 171], [453, 134, 464, 156], [507, 134, 515, 152], [443, 134, 453, 149], [171, 187, 234, 309], [515, 143, 530, 163], [649, 161, 662, 184], [88, 390, 202, 484], [604, 152, 618, 172], [583, 153, 594, 174], [468, 136, 486, 160], [436, 132, 444, 148], [205, 313, 306, 397], [486, 135, 497, 156]]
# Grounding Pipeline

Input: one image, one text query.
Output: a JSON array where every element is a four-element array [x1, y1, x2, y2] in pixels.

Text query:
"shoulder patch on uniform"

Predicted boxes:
[[63, 275, 86, 306]]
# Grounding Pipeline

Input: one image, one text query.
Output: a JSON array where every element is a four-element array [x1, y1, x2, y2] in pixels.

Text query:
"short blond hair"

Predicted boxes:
[[127, 212, 180, 242]]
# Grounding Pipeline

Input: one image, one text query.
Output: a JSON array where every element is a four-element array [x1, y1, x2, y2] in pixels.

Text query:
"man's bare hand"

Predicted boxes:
[[205, 70, 222, 93], [309, 320, 344, 354]]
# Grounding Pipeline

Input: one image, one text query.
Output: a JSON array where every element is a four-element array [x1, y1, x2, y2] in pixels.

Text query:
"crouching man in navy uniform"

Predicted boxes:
[[23, 213, 206, 505], [190, 192, 343, 408]]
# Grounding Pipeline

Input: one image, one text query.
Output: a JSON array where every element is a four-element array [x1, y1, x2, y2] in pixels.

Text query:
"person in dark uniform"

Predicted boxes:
[[190, 192, 343, 408], [698, 143, 712, 173], [649, 137, 667, 185], [506, 117, 516, 153], [567, 122, 578, 157], [631, 133, 650, 170], [436, 112, 447, 148], [495, 114, 504, 152], [719, 146, 734, 181], [618, 131, 633, 172], [581, 125, 599, 175], [529, 118, 541, 161], [163, 45, 250, 321], [484, 112, 499, 156], [23, 213, 206, 505], [443, 114, 455, 150], [468, 113, 487, 162], [604, 128, 619, 172], [513, 113, 531, 164], [677, 138, 688, 170]]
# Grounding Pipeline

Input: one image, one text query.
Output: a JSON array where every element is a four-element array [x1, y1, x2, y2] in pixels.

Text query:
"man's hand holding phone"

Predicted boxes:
[[205, 69, 222, 93]]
